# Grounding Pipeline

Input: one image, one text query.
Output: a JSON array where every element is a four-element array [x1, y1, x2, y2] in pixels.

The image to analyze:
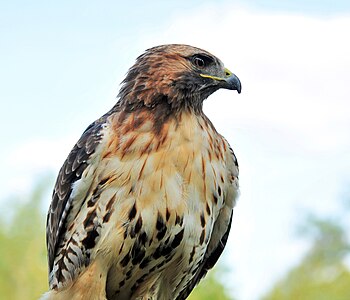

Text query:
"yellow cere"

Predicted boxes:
[[200, 67, 233, 81]]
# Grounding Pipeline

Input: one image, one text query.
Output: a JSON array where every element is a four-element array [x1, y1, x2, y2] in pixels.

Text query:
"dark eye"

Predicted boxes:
[[192, 54, 213, 69], [194, 57, 205, 68]]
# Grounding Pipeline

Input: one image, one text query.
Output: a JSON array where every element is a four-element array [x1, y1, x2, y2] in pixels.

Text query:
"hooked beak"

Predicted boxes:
[[200, 68, 242, 94]]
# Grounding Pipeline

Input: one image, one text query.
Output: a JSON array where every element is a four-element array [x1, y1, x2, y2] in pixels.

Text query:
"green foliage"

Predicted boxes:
[[188, 269, 233, 300], [263, 215, 350, 300], [0, 181, 233, 299], [0, 182, 48, 299]]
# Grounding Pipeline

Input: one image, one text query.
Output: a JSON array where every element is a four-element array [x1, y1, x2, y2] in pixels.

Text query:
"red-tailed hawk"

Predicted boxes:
[[43, 44, 241, 300]]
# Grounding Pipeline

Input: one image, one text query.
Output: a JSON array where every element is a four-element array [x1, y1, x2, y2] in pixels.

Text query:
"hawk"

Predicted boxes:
[[43, 44, 241, 300]]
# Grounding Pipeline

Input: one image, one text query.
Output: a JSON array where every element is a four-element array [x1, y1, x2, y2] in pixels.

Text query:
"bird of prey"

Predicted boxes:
[[43, 44, 241, 300]]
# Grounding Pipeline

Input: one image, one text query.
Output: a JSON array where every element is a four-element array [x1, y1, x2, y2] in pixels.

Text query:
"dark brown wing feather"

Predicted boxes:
[[176, 212, 233, 300], [46, 119, 106, 273]]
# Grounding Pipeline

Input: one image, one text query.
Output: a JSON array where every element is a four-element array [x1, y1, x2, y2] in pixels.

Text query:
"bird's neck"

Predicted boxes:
[[109, 100, 215, 143], [113, 93, 205, 118]]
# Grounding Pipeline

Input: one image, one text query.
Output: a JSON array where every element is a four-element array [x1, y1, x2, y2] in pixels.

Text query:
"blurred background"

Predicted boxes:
[[1, 1, 350, 299]]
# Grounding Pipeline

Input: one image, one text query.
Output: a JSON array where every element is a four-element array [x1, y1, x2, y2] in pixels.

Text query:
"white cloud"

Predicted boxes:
[[0, 136, 76, 201], [8, 137, 76, 170]]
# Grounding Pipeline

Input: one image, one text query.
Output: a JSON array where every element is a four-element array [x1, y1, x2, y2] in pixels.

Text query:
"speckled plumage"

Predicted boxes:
[[43, 44, 241, 300]]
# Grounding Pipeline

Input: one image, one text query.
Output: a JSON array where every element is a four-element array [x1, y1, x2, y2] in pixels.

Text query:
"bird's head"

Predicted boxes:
[[118, 44, 241, 113]]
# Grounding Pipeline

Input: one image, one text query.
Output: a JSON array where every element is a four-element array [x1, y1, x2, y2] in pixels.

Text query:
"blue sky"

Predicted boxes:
[[1, 0, 349, 142], [1, 1, 350, 299]]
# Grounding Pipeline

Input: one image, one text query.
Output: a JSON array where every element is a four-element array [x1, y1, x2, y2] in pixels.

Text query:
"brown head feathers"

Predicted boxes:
[[117, 44, 230, 114]]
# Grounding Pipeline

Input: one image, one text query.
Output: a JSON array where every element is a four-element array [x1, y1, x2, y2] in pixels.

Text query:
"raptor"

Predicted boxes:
[[43, 44, 241, 300]]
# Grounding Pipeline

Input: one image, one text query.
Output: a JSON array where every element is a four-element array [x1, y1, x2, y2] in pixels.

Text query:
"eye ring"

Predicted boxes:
[[193, 57, 205, 68]]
